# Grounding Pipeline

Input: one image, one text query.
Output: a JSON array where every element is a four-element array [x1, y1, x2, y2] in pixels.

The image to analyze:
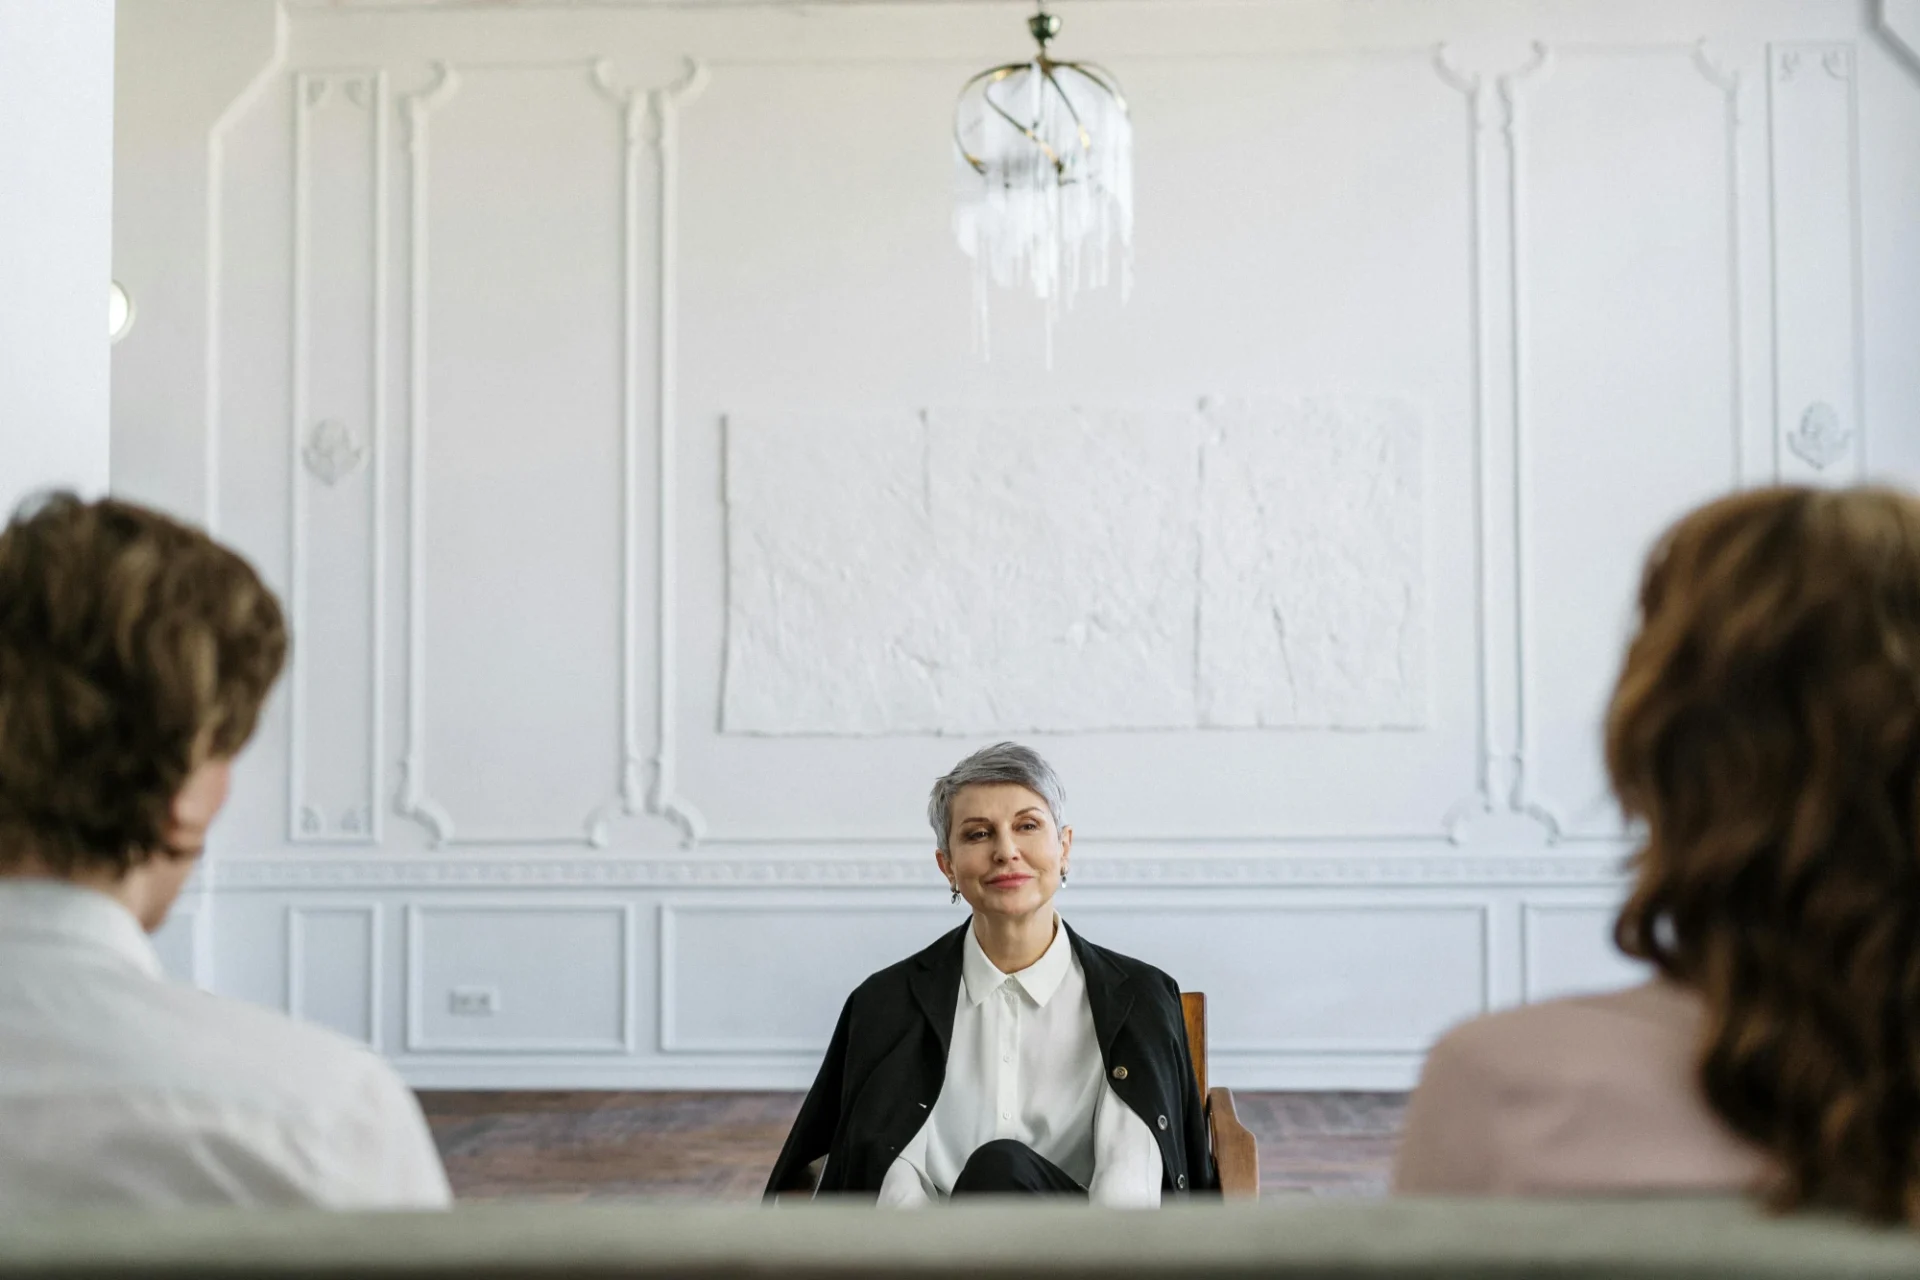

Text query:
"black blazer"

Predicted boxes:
[[765, 920, 1217, 1199]]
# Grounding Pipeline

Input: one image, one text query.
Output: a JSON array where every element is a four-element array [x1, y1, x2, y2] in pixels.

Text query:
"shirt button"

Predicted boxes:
[[1001, 1111, 1012, 1121], [1111, 1066, 1128, 1081], [1177, 1174, 1188, 1190], [1157, 1114, 1169, 1130]]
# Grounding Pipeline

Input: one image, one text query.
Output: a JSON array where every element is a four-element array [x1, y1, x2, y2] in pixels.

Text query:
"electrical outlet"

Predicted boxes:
[[448, 986, 500, 1017]]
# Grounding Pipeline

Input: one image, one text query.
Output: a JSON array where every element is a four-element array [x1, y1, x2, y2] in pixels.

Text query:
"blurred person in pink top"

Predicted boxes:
[[1396, 485, 1920, 1224]]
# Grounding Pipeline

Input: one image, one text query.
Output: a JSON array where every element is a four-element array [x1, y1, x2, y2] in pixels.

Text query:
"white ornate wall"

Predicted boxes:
[[1, 0, 114, 517], [116, 0, 1920, 1090]]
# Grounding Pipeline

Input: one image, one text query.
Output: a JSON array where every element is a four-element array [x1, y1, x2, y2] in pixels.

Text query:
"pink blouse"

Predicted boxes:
[[1393, 981, 1771, 1195]]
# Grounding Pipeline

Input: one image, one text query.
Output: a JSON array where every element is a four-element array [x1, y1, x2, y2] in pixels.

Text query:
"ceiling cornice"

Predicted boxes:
[[1882, 0, 1920, 73]]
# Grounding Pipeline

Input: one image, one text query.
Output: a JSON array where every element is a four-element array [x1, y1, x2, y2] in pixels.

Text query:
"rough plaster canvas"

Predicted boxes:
[[723, 408, 1200, 735], [722, 398, 1426, 736], [1197, 397, 1427, 729]]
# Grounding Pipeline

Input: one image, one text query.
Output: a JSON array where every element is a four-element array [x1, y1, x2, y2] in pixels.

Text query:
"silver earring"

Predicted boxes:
[[1061, 870, 1069, 886], [950, 884, 960, 905]]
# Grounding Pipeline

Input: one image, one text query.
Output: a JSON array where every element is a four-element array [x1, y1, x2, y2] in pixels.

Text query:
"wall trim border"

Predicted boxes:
[[211, 851, 1627, 890]]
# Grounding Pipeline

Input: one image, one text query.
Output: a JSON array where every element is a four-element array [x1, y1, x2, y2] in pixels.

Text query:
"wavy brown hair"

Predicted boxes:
[[1609, 485, 1920, 1222], [0, 494, 287, 877]]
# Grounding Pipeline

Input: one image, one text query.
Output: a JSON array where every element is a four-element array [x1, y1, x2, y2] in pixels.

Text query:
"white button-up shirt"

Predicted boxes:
[[0, 881, 451, 1209], [878, 917, 1162, 1207]]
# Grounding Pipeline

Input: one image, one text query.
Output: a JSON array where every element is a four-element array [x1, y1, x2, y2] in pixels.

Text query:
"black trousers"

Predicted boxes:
[[949, 1139, 1087, 1196]]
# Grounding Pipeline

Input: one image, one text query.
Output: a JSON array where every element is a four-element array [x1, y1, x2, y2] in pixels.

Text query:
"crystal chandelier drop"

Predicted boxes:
[[953, 7, 1133, 360]]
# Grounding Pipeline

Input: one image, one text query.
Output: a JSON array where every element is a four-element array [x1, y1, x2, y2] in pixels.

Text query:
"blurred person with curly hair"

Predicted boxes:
[[0, 493, 449, 1209], [1390, 483, 1920, 1220], [1394, 485, 1920, 1221]]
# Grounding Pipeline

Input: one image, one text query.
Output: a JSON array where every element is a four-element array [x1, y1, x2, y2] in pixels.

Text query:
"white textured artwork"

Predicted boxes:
[[1196, 397, 1427, 728], [722, 398, 1426, 736], [723, 409, 1200, 735]]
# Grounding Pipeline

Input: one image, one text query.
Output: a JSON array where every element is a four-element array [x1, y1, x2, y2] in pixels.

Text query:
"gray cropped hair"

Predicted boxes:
[[927, 742, 1067, 851]]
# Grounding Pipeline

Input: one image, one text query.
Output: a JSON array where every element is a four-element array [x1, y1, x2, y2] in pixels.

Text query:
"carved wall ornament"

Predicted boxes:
[[303, 419, 367, 486], [1788, 402, 1853, 470], [297, 806, 374, 838], [1775, 47, 1853, 82]]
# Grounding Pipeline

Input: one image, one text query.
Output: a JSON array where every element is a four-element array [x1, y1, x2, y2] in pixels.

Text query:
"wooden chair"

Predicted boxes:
[[1183, 991, 1260, 1198]]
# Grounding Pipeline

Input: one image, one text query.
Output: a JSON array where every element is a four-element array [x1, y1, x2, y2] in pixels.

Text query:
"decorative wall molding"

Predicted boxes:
[[396, 60, 630, 847], [209, 851, 1628, 891], [286, 903, 383, 1048], [1431, 46, 1499, 844], [1436, 43, 1561, 847], [1766, 42, 1867, 483], [643, 59, 711, 847], [589, 59, 652, 834], [289, 68, 388, 847], [1689, 39, 1751, 492], [396, 59, 700, 849], [588, 58, 710, 847], [1787, 401, 1854, 468], [1497, 42, 1561, 846], [395, 62, 459, 847], [203, 8, 291, 534], [301, 419, 368, 486], [1490, 41, 1751, 841]]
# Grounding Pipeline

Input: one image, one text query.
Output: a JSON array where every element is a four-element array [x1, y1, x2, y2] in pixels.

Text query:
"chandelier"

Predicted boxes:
[[953, 7, 1133, 359]]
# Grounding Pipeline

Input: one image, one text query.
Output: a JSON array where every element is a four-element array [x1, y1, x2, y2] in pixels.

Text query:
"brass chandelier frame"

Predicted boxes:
[[953, 9, 1129, 185]]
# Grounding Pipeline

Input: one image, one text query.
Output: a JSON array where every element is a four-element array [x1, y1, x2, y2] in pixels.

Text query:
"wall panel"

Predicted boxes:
[[290, 69, 387, 844], [661, 903, 956, 1052], [405, 903, 635, 1053], [151, 900, 207, 988], [678, 50, 1481, 844], [399, 63, 629, 847], [1769, 43, 1867, 481], [1517, 46, 1749, 839], [109, 0, 1920, 1089], [1522, 902, 1649, 1003], [288, 904, 380, 1045]]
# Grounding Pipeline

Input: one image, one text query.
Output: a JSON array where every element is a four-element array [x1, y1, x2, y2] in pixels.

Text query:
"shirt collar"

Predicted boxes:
[[0, 880, 163, 979], [962, 914, 1073, 1008]]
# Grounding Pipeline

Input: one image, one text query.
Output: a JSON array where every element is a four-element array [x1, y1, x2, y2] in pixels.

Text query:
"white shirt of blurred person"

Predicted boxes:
[[0, 494, 450, 1209]]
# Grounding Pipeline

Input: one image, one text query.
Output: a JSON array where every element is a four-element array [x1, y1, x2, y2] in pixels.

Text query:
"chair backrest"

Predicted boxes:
[[1180, 991, 1208, 1098]]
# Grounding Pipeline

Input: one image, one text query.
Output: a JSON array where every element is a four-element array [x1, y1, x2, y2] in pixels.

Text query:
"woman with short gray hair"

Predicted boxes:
[[767, 743, 1215, 1203]]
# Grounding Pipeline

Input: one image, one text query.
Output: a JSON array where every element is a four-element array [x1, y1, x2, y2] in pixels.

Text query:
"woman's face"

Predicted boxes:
[[936, 783, 1072, 924]]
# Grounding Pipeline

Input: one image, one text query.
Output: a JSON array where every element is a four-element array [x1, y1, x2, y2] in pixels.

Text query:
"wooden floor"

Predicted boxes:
[[420, 1091, 1407, 1201]]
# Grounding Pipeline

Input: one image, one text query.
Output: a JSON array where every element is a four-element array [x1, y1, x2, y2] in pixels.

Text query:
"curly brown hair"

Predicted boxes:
[[1609, 484, 1920, 1222], [0, 494, 287, 876]]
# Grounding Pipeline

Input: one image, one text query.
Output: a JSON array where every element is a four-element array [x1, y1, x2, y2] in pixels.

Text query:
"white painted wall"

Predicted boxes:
[[115, 0, 1920, 1090], [0, 0, 114, 519]]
